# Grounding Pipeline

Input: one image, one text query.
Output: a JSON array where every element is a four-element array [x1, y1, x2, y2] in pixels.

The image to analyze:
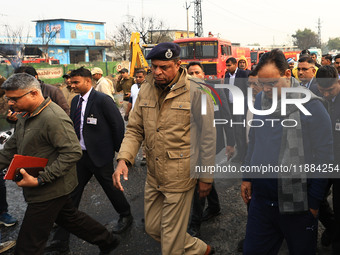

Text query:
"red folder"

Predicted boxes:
[[4, 154, 48, 180]]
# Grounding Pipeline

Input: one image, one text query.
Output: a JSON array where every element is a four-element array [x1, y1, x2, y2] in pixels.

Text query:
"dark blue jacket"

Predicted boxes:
[[308, 78, 323, 97], [70, 89, 125, 168], [328, 94, 340, 163], [244, 92, 333, 210]]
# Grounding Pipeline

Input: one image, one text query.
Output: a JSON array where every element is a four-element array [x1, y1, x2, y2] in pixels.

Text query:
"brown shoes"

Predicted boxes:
[[204, 245, 215, 255]]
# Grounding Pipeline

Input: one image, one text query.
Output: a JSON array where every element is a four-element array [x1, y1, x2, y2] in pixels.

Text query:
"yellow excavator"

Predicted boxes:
[[129, 32, 150, 77]]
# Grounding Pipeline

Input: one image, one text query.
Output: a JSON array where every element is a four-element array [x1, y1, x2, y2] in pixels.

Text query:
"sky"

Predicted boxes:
[[1, 0, 339, 47]]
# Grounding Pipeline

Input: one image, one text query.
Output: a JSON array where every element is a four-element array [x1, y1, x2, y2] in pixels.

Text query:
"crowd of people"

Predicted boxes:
[[0, 44, 339, 255]]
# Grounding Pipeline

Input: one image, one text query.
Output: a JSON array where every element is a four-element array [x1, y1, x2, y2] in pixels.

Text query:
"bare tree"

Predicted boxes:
[[0, 24, 31, 68], [36, 21, 61, 59], [108, 16, 169, 61], [128, 16, 169, 44], [109, 23, 132, 61]]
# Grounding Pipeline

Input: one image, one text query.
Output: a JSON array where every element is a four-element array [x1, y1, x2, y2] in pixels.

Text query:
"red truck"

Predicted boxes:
[[174, 37, 251, 81]]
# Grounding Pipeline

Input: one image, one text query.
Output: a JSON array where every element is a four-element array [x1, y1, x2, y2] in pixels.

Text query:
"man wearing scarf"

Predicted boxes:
[[241, 49, 333, 255]]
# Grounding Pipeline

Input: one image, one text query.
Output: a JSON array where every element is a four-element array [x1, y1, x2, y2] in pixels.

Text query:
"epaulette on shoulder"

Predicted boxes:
[[188, 76, 205, 88], [188, 76, 201, 84]]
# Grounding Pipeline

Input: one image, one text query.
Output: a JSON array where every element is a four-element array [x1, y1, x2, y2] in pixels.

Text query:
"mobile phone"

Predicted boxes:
[[9, 106, 15, 115]]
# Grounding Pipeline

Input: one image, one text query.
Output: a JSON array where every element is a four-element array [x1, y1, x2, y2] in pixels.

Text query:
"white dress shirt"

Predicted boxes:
[[79, 88, 92, 150], [228, 68, 238, 103]]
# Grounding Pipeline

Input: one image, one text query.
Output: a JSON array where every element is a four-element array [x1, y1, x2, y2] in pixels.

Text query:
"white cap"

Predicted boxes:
[[91, 67, 103, 75]]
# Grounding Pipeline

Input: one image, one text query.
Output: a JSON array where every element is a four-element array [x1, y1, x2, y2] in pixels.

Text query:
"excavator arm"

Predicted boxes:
[[129, 32, 149, 77]]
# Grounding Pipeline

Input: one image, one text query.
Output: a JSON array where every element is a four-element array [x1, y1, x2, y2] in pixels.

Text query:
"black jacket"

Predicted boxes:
[[224, 69, 249, 116], [214, 87, 235, 153], [328, 94, 340, 163], [224, 69, 248, 95], [70, 89, 125, 167], [308, 78, 323, 97]]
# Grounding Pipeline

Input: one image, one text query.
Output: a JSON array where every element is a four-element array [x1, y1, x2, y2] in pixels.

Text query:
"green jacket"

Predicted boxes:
[[0, 98, 81, 203]]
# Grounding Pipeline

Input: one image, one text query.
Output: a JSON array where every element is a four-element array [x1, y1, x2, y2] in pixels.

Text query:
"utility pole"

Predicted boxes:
[[193, 0, 203, 37], [317, 17, 322, 47], [185, 2, 191, 38]]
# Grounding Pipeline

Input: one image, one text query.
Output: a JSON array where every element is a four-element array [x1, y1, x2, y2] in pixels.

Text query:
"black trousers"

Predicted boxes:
[[332, 179, 340, 252], [229, 103, 247, 162], [53, 151, 131, 242], [190, 182, 220, 227], [319, 179, 334, 231], [15, 195, 116, 255], [0, 175, 8, 213]]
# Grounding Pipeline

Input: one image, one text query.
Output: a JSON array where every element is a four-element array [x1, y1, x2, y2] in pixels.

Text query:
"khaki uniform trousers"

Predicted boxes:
[[144, 182, 207, 255], [123, 101, 129, 115]]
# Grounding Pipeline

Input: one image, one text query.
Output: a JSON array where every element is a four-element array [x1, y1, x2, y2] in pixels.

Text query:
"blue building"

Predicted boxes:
[[0, 19, 111, 65]]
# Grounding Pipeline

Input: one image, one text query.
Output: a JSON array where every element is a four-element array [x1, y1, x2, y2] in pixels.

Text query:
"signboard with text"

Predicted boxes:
[[36, 67, 63, 79]]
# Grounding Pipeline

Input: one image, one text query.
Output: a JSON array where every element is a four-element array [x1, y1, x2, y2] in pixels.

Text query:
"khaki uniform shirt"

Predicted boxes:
[[118, 68, 216, 192], [117, 77, 134, 101], [95, 77, 115, 100]]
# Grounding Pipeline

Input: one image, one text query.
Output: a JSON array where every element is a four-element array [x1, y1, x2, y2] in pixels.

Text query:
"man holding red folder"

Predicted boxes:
[[0, 73, 119, 255]]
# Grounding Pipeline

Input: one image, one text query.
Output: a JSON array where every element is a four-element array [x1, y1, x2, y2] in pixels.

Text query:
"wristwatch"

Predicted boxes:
[[37, 176, 45, 186]]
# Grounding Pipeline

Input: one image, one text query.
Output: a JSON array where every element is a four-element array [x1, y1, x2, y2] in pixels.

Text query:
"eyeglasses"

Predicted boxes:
[[5, 90, 32, 102], [297, 67, 314, 72], [258, 79, 280, 87]]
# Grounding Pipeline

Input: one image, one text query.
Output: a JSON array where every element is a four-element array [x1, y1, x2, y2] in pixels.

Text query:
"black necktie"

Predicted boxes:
[[74, 97, 84, 140]]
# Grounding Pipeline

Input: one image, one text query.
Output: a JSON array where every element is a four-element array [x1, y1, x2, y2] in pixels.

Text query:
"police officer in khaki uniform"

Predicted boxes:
[[60, 71, 77, 107], [113, 43, 216, 255], [116, 68, 134, 115]]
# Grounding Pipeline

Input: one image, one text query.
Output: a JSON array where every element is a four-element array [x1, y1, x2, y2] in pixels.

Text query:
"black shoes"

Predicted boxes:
[[140, 157, 147, 166], [99, 238, 120, 255], [44, 240, 70, 255], [112, 214, 133, 234], [321, 229, 333, 247], [45, 238, 119, 255], [202, 208, 221, 222], [237, 238, 244, 252]]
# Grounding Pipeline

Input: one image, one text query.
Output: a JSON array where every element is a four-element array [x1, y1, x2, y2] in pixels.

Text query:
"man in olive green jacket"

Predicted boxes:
[[0, 73, 119, 255], [113, 43, 216, 255]]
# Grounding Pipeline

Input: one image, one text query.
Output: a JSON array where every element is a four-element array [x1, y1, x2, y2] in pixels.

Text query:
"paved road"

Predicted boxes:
[[1, 153, 333, 254]]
